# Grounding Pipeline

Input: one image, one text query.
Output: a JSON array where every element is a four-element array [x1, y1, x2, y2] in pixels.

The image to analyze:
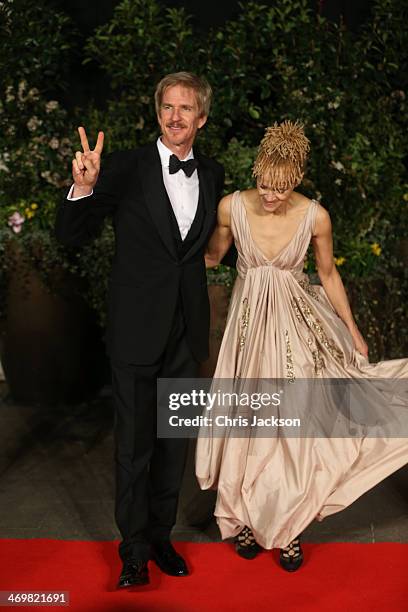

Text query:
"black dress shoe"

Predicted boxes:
[[117, 559, 149, 588], [151, 541, 189, 576]]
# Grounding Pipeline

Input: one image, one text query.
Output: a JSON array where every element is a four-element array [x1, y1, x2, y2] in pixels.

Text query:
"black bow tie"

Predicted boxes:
[[169, 154, 198, 178]]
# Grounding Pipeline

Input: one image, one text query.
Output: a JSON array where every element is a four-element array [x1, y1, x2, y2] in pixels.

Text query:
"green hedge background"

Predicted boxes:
[[0, 0, 407, 360]]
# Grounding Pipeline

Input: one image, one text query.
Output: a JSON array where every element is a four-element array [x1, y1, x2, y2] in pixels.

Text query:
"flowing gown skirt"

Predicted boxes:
[[195, 192, 408, 549]]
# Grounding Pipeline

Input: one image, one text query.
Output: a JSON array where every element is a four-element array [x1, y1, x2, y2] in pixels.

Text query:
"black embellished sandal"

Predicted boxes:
[[279, 536, 303, 572], [234, 526, 261, 560]]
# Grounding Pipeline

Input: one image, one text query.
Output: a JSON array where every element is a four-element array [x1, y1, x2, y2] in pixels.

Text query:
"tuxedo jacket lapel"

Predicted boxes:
[[139, 143, 216, 263], [139, 143, 178, 260], [181, 152, 216, 262]]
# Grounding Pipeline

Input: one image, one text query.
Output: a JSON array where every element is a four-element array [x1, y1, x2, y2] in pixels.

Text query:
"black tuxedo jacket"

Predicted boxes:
[[55, 142, 225, 364]]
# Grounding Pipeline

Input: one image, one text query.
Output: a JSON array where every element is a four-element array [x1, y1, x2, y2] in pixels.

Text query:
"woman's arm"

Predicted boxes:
[[205, 194, 234, 268], [312, 205, 368, 357]]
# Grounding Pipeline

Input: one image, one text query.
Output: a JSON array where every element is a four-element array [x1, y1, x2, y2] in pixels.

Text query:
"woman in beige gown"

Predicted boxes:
[[195, 121, 408, 571]]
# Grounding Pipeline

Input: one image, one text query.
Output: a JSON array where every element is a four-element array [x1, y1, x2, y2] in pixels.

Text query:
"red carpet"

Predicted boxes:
[[0, 540, 406, 611]]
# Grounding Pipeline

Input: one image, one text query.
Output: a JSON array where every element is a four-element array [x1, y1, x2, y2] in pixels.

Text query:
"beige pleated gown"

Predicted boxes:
[[195, 190, 408, 550]]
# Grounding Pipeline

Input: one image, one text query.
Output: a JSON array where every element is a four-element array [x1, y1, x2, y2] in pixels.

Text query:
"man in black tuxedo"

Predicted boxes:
[[55, 72, 225, 588]]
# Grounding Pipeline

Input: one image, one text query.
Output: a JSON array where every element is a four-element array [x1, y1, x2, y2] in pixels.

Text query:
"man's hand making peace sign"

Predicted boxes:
[[72, 127, 104, 198]]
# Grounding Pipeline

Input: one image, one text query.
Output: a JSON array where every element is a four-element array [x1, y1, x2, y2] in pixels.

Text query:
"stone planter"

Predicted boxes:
[[199, 284, 231, 378], [0, 253, 107, 405]]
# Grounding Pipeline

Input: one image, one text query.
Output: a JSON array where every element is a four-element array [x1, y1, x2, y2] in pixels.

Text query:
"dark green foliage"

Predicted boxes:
[[0, 0, 79, 305], [0, 0, 406, 358]]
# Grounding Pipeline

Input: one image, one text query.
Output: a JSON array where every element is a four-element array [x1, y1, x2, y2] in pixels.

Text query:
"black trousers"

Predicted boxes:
[[111, 304, 198, 562]]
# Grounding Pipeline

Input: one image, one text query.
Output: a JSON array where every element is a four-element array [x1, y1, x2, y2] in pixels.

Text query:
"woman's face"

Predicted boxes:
[[256, 176, 294, 212]]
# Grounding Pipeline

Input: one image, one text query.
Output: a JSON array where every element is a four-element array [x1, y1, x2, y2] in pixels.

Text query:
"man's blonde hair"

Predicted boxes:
[[154, 72, 212, 118]]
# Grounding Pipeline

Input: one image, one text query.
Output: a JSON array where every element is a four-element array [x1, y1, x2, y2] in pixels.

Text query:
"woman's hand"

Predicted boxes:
[[349, 324, 369, 358], [205, 253, 219, 268]]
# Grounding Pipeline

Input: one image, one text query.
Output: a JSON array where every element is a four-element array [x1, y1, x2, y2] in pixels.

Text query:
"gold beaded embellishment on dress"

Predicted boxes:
[[291, 296, 344, 362], [298, 278, 320, 301], [239, 298, 250, 350], [285, 329, 295, 382], [307, 336, 325, 374], [291, 298, 302, 323]]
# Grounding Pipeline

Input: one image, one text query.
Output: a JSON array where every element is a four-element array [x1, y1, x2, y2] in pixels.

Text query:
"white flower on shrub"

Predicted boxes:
[[8, 212, 25, 234], [28, 88, 40, 101], [328, 100, 340, 109], [46, 100, 59, 113], [331, 160, 345, 172], [41, 170, 63, 187], [5, 85, 15, 103], [59, 138, 72, 158], [27, 116, 43, 131], [49, 137, 60, 149], [18, 80, 27, 101]]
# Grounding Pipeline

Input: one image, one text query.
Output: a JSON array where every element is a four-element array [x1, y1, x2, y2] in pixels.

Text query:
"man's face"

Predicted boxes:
[[157, 84, 207, 153]]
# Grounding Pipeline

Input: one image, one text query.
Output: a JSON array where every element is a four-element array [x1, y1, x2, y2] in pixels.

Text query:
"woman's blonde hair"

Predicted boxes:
[[253, 120, 310, 190]]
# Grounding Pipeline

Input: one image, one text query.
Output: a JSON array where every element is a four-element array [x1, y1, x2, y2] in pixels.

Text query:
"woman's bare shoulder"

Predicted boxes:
[[313, 200, 332, 234], [294, 192, 330, 219], [240, 188, 258, 209], [241, 188, 258, 197], [217, 192, 235, 225], [218, 192, 234, 211], [314, 200, 330, 219], [288, 191, 312, 218]]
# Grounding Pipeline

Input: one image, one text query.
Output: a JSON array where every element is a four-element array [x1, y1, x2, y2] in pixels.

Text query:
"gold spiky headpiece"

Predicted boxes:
[[253, 120, 310, 191]]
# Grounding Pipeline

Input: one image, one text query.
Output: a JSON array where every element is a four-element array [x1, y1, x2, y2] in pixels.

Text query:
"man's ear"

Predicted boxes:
[[198, 115, 208, 129]]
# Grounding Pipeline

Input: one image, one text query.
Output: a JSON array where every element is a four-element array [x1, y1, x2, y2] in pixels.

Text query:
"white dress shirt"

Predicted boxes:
[[156, 137, 199, 240], [67, 137, 199, 241]]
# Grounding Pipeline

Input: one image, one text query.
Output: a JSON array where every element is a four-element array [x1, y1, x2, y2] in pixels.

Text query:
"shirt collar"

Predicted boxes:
[[156, 136, 194, 169]]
